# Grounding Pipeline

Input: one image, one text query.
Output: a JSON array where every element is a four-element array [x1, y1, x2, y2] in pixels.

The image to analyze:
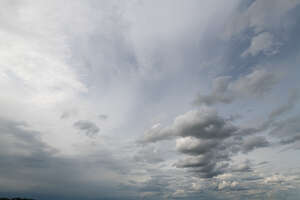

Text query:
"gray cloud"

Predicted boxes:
[[0, 117, 141, 199], [173, 134, 270, 178], [139, 124, 174, 144], [241, 32, 280, 57], [279, 135, 300, 145], [269, 89, 299, 120], [195, 76, 234, 105], [223, 0, 300, 38], [241, 136, 270, 153], [73, 120, 100, 137], [175, 154, 229, 178], [60, 109, 78, 119], [141, 107, 237, 144], [176, 137, 219, 156], [134, 146, 164, 164], [231, 160, 252, 173], [0, 118, 57, 166], [231, 68, 279, 97], [255, 89, 300, 143], [266, 115, 300, 149], [1, 0, 300, 199], [195, 68, 280, 105], [270, 115, 300, 138], [141, 107, 271, 178], [98, 114, 108, 120]]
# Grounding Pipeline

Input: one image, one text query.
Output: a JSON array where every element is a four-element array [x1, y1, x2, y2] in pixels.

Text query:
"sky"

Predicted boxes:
[[1, 0, 300, 199]]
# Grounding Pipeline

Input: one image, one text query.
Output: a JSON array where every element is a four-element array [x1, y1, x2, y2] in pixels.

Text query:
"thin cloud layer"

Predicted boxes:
[[195, 68, 280, 105]]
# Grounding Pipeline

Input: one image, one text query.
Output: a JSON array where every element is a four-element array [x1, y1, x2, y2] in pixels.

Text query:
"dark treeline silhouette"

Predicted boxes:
[[0, 198, 35, 200]]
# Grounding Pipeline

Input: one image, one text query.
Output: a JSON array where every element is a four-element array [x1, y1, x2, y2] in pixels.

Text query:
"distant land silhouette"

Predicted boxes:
[[0, 198, 35, 200]]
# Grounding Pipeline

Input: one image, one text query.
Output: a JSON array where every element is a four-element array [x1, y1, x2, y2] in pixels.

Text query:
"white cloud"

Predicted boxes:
[[218, 180, 239, 190], [264, 174, 296, 184], [242, 32, 280, 57]]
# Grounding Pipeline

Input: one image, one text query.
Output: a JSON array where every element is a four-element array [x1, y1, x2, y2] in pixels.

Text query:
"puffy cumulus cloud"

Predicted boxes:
[[141, 107, 275, 178], [241, 32, 280, 57], [141, 106, 237, 143], [176, 137, 219, 155], [172, 109, 236, 139], [195, 68, 280, 105], [73, 120, 100, 137], [218, 180, 239, 190]]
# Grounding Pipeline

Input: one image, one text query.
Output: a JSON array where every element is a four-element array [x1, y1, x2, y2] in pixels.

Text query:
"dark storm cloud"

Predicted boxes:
[[73, 120, 100, 137], [195, 68, 280, 106]]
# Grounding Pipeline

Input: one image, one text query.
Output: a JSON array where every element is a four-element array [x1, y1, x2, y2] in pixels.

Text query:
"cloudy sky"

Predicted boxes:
[[1, 0, 300, 199]]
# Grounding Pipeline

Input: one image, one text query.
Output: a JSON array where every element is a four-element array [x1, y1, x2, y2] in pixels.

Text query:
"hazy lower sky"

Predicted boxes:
[[1, 0, 300, 199]]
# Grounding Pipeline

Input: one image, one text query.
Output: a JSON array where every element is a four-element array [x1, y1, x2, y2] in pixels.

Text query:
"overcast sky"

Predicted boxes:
[[1, 0, 300, 199]]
